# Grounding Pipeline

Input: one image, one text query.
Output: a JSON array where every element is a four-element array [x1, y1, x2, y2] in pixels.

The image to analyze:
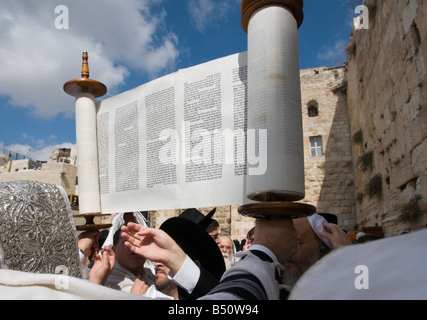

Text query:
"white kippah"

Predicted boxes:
[[307, 214, 332, 248]]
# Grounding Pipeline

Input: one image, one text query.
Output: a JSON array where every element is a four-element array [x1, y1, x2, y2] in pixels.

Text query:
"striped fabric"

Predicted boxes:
[[207, 273, 268, 300]]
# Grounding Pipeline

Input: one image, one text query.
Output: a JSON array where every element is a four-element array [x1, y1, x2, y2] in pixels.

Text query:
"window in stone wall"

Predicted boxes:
[[310, 136, 324, 157], [308, 101, 319, 117]]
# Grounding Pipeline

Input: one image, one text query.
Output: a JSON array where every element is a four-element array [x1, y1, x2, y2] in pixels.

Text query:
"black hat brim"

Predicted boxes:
[[160, 217, 225, 281]]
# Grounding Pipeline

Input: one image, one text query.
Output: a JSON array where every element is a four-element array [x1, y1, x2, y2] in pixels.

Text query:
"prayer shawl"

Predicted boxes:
[[0, 269, 151, 300], [201, 248, 285, 300], [102, 212, 149, 249]]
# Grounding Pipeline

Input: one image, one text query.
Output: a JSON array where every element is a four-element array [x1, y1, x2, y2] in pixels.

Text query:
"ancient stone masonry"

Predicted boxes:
[[346, 0, 427, 236], [300, 67, 356, 230]]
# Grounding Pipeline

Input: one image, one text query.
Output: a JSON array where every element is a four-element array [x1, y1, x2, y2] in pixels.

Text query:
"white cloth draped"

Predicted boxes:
[[101, 212, 155, 275], [289, 229, 427, 300], [104, 262, 172, 299]]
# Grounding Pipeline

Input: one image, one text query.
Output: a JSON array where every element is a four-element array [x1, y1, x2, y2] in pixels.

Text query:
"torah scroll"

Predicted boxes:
[[91, 45, 303, 213], [245, 5, 305, 202]]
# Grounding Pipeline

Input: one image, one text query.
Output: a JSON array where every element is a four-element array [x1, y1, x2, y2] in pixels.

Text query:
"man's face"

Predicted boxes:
[[155, 263, 169, 283], [155, 263, 176, 293], [218, 236, 233, 257], [113, 235, 145, 273], [282, 218, 321, 286], [209, 229, 220, 244]]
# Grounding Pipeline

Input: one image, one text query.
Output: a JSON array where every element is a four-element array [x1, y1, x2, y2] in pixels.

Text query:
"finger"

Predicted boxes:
[[318, 231, 333, 240], [122, 225, 144, 242], [124, 240, 141, 254], [121, 225, 137, 237], [122, 232, 142, 248], [103, 258, 112, 270], [137, 227, 157, 238], [323, 223, 340, 234], [102, 246, 112, 254], [121, 229, 144, 244], [121, 225, 136, 239], [101, 251, 110, 266], [102, 249, 111, 259], [124, 222, 143, 233]]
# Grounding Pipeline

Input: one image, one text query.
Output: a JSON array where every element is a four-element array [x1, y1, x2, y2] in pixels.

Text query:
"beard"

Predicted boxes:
[[281, 268, 304, 287], [155, 275, 177, 294], [222, 252, 234, 269], [282, 252, 322, 287]]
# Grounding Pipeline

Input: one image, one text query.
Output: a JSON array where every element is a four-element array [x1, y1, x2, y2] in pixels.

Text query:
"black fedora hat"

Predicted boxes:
[[317, 213, 338, 225], [160, 208, 225, 281]]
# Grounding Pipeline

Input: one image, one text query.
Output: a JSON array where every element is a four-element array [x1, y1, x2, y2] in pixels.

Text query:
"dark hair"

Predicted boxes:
[[358, 234, 378, 243], [206, 219, 219, 233], [113, 227, 124, 246], [247, 227, 255, 240]]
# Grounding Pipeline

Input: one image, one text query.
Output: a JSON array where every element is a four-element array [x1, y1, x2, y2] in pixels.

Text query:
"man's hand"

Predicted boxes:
[[130, 276, 149, 296], [318, 223, 352, 249], [121, 223, 187, 275], [253, 217, 298, 265], [78, 230, 101, 258], [88, 247, 115, 285]]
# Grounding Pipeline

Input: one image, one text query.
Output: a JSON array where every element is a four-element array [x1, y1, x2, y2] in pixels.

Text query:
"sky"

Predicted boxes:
[[0, 0, 361, 161]]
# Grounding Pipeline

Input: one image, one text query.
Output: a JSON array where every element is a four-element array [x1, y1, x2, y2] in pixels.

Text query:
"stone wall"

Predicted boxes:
[[346, 0, 427, 236], [0, 159, 41, 172], [300, 67, 356, 230], [0, 162, 77, 196]]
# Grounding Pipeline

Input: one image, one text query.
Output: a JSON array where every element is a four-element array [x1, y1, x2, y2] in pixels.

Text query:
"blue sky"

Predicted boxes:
[[0, 0, 359, 161]]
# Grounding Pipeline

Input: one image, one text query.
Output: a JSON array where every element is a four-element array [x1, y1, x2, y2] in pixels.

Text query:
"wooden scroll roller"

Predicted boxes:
[[238, 0, 316, 221], [64, 52, 112, 231], [64, 51, 107, 98]]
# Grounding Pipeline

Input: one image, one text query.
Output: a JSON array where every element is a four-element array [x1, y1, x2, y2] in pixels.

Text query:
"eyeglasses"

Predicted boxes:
[[210, 233, 219, 240]]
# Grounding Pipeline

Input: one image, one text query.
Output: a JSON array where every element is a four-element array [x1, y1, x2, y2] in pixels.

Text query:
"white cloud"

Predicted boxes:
[[187, 0, 239, 33], [0, 0, 179, 119], [317, 39, 348, 66]]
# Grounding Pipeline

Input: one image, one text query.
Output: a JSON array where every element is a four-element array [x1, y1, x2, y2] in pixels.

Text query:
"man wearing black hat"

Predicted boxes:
[[159, 208, 226, 299]]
